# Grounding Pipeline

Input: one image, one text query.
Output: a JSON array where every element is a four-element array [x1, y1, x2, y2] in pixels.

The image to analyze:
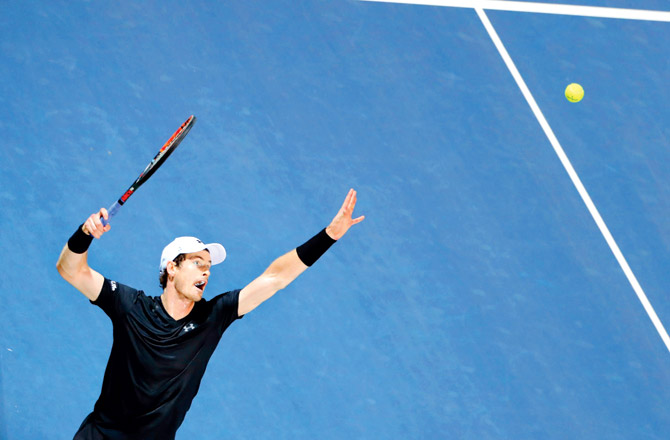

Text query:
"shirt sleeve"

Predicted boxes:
[[91, 278, 140, 322], [211, 289, 243, 335]]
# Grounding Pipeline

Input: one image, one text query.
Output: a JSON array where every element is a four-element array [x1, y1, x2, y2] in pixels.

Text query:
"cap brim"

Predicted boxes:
[[205, 243, 226, 265]]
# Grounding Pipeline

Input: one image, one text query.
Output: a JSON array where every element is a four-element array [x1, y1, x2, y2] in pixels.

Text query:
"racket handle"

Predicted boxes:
[[101, 201, 122, 226]]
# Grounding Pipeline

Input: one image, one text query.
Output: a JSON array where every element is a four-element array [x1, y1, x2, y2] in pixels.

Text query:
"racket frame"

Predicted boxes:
[[101, 115, 196, 226]]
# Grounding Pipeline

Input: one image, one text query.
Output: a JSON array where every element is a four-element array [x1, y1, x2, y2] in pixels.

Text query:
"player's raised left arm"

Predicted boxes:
[[238, 189, 364, 316]]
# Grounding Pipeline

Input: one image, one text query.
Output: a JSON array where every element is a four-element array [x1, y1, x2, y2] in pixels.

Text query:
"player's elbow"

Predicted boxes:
[[56, 257, 86, 286], [56, 256, 67, 277], [265, 273, 289, 292], [56, 260, 75, 283], [56, 247, 73, 279]]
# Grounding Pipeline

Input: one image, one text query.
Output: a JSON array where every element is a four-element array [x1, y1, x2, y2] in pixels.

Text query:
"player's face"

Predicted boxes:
[[172, 250, 212, 301]]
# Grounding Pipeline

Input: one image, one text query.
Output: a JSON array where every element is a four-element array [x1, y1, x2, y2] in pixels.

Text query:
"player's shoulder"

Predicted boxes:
[[103, 277, 141, 293], [98, 277, 145, 302], [210, 289, 241, 302], [203, 289, 241, 311]]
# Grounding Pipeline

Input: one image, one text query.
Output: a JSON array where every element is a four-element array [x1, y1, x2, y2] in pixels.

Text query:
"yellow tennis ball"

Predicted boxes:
[[565, 83, 584, 103]]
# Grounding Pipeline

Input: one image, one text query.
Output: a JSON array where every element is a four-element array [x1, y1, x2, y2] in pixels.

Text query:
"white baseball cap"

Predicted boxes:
[[159, 236, 226, 274]]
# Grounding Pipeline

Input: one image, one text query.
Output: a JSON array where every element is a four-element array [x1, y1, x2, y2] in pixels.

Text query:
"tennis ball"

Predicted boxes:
[[565, 83, 584, 103]]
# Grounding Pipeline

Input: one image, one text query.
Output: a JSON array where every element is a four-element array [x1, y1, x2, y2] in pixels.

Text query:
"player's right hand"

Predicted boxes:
[[82, 208, 111, 239]]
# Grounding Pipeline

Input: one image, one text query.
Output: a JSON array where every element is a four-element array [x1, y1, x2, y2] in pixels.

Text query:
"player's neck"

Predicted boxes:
[[160, 287, 195, 321]]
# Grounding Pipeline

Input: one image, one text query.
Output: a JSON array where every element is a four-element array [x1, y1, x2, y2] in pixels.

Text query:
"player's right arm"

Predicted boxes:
[[56, 208, 110, 302]]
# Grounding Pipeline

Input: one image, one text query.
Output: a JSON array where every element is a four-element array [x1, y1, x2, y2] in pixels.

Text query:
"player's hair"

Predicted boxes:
[[159, 254, 187, 288]]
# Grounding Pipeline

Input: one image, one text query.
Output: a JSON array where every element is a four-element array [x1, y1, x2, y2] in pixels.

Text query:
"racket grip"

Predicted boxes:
[[101, 201, 122, 226]]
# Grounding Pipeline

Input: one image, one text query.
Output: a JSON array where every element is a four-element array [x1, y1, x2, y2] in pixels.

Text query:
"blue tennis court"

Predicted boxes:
[[2, 1, 670, 438]]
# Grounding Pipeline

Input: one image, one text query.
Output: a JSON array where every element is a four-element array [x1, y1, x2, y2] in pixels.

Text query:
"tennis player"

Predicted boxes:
[[57, 189, 364, 440]]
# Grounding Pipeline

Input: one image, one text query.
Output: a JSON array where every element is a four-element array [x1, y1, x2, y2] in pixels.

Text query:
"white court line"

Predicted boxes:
[[473, 7, 670, 353], [359, 0, 670, 352], [360, 0, 670, 22]]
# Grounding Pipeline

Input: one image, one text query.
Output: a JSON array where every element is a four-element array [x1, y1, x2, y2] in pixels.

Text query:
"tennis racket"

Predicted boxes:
[[101, 115, 196, 226]]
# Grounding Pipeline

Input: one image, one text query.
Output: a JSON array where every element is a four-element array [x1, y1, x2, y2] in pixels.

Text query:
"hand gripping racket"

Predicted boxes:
[[101, 115, 196, 226]]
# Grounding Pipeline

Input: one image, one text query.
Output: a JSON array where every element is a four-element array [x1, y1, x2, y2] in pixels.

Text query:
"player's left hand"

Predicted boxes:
[[325, 189, 365, 240]]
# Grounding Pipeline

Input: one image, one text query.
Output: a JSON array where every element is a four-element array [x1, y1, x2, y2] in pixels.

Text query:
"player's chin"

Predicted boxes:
[[188, 288, 205, 302]]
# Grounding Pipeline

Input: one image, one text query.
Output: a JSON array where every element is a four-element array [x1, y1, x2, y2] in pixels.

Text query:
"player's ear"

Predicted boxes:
[[167, 260, 177, 277]]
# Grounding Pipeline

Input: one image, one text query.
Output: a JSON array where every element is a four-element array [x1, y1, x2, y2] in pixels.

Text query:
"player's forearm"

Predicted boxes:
[[263, 249, 309, 291], [57, 224, 105, 300], [58, 212, 110, 281], [57, 224, 93, 281], [238, 250, 307, 315], [238, 229, 338, 315], [264, 228, 337, 288]]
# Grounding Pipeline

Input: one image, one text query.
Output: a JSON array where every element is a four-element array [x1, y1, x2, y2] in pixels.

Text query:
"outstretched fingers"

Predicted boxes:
[[347, 190, 365, 225], [344, 189, 361, 217], [327, 189, 365, 240], [339, 188, 355, 214]]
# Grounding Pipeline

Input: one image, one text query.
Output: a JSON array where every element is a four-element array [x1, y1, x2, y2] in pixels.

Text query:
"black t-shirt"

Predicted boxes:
[[78, 278, 242, 440]]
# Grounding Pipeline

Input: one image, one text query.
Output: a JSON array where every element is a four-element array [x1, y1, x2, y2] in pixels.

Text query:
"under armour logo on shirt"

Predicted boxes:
[[110, 281, 117, 292], [183, 323, 196, 333]]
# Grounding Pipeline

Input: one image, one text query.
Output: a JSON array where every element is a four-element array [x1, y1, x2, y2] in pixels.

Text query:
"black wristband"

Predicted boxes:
[[296, 228, 336, 267], [67, 224, 94, 254]]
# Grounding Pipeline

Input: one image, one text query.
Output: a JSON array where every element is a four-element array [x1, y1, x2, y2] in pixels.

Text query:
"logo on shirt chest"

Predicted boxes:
[[181, 323, 197, 334]]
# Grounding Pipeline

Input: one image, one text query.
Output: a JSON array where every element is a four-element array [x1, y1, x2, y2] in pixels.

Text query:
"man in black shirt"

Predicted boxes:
[[57, 189, 364, 439]]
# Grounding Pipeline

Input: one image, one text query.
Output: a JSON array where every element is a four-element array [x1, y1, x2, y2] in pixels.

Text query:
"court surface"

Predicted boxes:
[[2, 1, 670, 438]]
